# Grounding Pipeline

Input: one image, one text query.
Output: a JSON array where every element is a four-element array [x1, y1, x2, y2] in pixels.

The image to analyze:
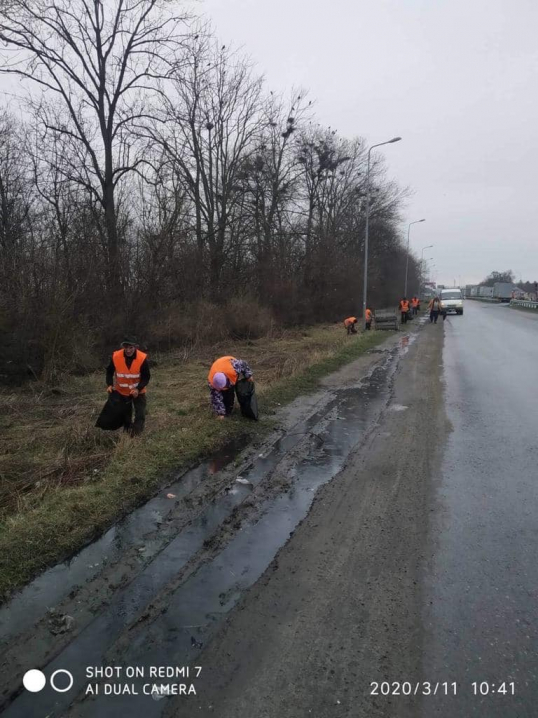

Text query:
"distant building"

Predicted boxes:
[[422, 286, 435, 299]]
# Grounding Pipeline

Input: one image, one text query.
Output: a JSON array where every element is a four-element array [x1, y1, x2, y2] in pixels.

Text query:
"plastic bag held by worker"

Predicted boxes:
[[235, 378, 259, 421], [95, 391, 132, 431]]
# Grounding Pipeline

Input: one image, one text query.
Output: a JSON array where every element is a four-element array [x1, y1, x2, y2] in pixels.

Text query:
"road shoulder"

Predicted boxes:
[[177, 323, 448, 718]]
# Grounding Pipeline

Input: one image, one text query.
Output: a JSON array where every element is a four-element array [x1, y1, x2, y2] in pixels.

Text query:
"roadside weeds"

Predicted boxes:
[[0, 325, 388, 600]]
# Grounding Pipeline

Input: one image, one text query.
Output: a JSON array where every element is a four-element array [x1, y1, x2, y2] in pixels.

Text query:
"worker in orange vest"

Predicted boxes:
[[106, 336, 150, 435], [365, 308, 373, 330], [208, 355, 253, 419], [344, 316, 358, 335], [398, 297, 410, 324], [411, 296, 419, 316]]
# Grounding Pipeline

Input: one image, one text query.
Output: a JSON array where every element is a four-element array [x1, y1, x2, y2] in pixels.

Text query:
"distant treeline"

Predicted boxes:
[[0, 0, 418, 383], [479, 271, 515, 286], [479, 271, 536, 291]]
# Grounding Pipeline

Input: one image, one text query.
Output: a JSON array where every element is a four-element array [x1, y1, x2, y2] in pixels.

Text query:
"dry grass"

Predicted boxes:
[[0, 324, 387, 599]]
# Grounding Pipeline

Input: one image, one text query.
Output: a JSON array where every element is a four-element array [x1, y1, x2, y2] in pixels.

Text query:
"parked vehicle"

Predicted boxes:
[[440, 288, 464, 315], [492, 282, 523, 302]]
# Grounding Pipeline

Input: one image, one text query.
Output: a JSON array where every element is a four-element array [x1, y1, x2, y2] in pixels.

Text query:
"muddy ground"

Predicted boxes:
[[164, 320, 447, 718], [0, 318, 443, 718]]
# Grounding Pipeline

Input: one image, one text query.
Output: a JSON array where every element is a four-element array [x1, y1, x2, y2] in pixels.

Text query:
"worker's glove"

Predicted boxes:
[[247, 377, 254, 383], [107, 386, 114, 394], [130, 389, 139, 398]]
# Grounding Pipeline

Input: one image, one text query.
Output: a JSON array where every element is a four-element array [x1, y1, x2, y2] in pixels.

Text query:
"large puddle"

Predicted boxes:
[[4, 342, 408, 718], [0, 437, 248, 645]]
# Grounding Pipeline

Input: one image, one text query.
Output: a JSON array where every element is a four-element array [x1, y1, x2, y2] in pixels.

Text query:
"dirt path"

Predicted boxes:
[[168, 323, 446, 718]]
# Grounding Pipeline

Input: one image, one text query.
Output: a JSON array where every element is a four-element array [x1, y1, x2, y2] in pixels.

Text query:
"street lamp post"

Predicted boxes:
[[419, 244, 433, 296], [404, 219, 425, 297], [362, 136, 402, 329], [423, 263, 435, 297]]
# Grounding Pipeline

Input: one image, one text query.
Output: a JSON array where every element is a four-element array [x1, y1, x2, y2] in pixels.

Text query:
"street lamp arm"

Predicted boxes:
[[368, 137, 402, 157], [404, 218, 426, 296], [362, 137, 402, 329]]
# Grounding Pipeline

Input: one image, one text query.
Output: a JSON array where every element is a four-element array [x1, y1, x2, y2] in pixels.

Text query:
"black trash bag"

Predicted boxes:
[[95, 391, 132, 431], [235, 378, 259, 421]]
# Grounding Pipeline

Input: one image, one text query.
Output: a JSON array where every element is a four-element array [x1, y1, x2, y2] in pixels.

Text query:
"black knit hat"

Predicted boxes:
[[121, 336, 139, 348]]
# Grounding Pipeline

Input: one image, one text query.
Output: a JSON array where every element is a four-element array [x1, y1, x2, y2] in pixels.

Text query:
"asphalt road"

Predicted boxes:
[[178, 302, 538, 718], [423, 301, 538, 717]]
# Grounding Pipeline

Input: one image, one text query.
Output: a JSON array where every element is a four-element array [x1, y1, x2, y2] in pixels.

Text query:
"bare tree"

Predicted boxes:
[[0, 0, 189, 295], [145, 36, 263, 298], [0, 111, 33, 300], [234, 92, 311, 298], [0, 14, 416, 379], [480, 270, 515, 286]]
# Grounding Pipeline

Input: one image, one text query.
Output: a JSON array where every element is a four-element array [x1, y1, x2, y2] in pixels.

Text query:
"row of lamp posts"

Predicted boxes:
[[361, 137, 433, 328]]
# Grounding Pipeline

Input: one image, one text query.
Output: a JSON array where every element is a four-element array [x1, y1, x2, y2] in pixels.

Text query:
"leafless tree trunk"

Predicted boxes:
[[0, 112, 33, 301], [145, 36, 263, 300], [0, 0, 189, 296]]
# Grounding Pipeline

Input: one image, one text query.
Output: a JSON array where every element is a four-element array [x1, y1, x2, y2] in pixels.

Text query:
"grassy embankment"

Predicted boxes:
[[0, 325, 387, 600]]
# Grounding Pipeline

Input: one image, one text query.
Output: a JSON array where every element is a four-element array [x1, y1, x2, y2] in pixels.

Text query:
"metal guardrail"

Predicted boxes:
[[510, 300, 538, 310], [466, 296, 497, 302]]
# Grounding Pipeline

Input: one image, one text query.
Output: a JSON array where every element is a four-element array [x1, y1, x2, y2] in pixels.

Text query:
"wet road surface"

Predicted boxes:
[[422, 301, 538, 716]]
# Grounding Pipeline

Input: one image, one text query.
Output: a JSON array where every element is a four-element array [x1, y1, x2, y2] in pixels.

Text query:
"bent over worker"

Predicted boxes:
[[399, 298, 410, 324], [208, 355, 253, 419], [344, 316, 358, 335], [106, 336, 150, 435]]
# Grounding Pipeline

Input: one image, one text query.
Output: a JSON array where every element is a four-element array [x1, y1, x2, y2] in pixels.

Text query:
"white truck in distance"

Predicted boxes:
[[440, 288, 464, 315]]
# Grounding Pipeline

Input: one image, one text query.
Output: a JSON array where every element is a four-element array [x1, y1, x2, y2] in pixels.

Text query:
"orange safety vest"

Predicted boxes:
[[365, 309, 373, 321], [344, 317, 357, 328], [208, 356, 238, 388], [411, 298, 419, 308], [399, 300, 410, 312], [112, 349, 148, 396]]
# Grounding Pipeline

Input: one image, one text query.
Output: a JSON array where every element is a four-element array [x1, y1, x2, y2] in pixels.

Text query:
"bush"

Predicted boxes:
[[1, 295, 277, 385], [146, 301, 227, 350], [144, 297, 276, 350], [223, 297, 275, 340]]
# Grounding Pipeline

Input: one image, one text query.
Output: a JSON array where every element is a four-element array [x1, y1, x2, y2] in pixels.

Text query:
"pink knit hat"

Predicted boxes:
[[212, 372, 227, 390]]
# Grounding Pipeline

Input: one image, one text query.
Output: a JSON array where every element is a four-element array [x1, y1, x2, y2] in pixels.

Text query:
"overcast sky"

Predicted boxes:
[[202, 0, 538, 286]]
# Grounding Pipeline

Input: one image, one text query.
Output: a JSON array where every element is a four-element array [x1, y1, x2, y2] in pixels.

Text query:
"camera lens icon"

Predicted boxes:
[[23, 668, 74, 693], [50, 669, 74, 693]]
